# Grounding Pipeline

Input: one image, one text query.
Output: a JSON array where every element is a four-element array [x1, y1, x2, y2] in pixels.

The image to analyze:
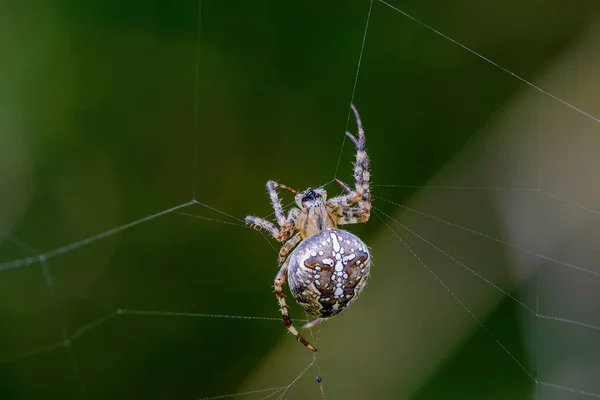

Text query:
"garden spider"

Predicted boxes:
[[245, 104, 371, 351]]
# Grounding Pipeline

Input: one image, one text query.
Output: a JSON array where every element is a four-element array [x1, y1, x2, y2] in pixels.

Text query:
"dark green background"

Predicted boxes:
[[0, 0, 598, 399]]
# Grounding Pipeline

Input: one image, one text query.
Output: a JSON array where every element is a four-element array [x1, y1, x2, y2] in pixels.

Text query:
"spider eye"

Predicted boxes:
[[302, 188, 320, 201]]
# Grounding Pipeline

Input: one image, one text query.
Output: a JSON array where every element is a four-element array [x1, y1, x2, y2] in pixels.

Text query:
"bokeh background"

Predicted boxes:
[[1, 0, 600, 399]]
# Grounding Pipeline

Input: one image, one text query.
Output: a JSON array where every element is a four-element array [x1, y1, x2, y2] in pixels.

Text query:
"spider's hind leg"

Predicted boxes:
[[274, 262, 317, 352]]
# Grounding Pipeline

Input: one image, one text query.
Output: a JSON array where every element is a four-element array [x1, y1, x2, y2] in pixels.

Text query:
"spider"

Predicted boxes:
[[245, 104, 371, 351]]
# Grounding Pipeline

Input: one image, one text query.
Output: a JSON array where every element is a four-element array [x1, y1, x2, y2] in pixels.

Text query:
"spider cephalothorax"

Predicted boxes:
[[245, 104, 371, 351]]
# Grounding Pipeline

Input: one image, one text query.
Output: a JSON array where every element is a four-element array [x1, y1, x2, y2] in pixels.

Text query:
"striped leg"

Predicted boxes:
[[331, 178, 370, 225], [246, 208, 299, 242], [274, 262, 317, 351], [266, 180, 298, 233], [245, 181, 299, 241], [245, 216, 287, 241], [278, 233, 302, 266], [335, 205, 370, 225], [328, 104, 371, 218]]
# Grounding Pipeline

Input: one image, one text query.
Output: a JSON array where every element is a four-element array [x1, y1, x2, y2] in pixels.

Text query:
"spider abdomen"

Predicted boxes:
[[287, 228, 370, 318]]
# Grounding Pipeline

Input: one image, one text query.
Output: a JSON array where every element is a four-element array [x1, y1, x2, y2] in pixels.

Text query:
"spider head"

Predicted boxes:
[[296, 187, 327, 209]]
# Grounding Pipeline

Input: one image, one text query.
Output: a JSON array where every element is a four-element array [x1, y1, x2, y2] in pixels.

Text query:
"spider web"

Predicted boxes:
[[1, 0, 600, 399]]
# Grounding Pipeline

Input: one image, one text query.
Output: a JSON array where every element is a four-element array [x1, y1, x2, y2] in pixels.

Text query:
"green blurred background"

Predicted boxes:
[[1, 0, 599, 399]]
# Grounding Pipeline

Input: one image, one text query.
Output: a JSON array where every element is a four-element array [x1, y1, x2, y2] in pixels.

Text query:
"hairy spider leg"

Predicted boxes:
[[245, 181, 299, 241], [336, 207, 370, 224], [271, 181, 299, 195], [329, 104, 370, 208], [331, 178, 369, 223], [267, 180, 297, 233], [329, 104, 371, 224], [245, 216, 288, 241], [278, 233, 301, 266], [274, 261, 317, 351]]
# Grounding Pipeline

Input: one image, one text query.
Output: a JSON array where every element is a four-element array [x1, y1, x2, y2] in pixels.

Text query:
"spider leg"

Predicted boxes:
[[328, 104, 371, 222], [245, 216, 289, 241], [348, 103, 370, 202], [330, 179, 370, 225], [267, 180, 297, 232], [335, 207, 370, 225], [274, 261, 317, 351], [271, 182, 299, 195], [334, 178, 353, 194], [245, 181, 299, 241], [278, 232, 301, 266]]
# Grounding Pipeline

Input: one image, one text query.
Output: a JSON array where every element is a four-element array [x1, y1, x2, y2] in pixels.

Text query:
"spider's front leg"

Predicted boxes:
[[274, 260, 317, 351], [329, 104, 371, 223], [245, 181, 299, 241]]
